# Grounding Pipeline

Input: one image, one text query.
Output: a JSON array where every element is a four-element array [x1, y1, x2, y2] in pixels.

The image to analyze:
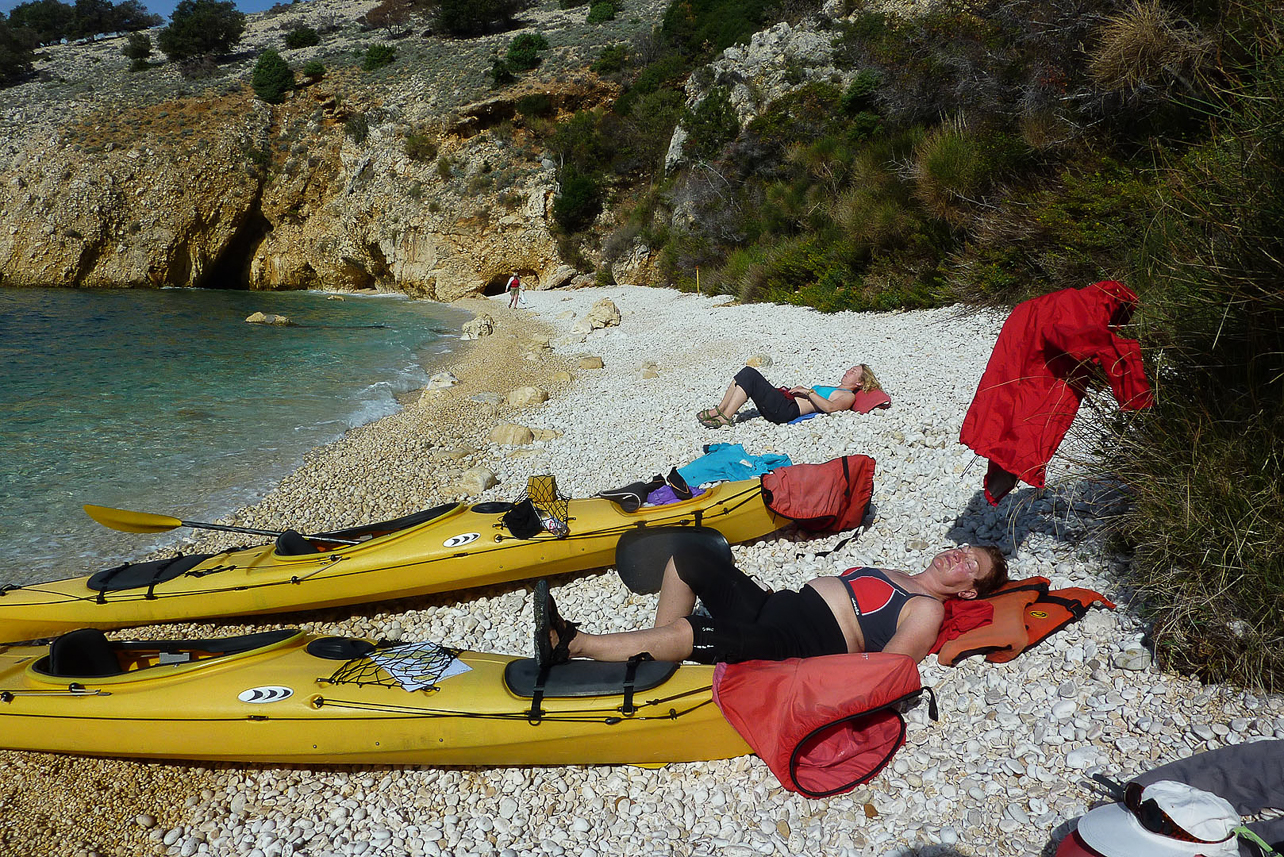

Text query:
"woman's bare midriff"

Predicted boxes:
[[806, 576, 865, 653]]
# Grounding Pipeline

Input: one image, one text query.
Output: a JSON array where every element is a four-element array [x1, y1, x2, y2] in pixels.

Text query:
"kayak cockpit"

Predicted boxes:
[[274, 502, 465, 556], [32, 628, 301, 679]]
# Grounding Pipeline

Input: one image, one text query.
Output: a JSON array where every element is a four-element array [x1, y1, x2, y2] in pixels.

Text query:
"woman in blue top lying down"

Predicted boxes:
[[534, 544, 1008, 668], [697, 364, 883, 428]]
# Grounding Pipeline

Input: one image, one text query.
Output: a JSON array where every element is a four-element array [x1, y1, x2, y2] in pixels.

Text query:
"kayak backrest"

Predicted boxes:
[[45, 628, 121, 677], [504, 657, 678, 699], [33, 628, 301, 678], [615, 526, 732, 594]]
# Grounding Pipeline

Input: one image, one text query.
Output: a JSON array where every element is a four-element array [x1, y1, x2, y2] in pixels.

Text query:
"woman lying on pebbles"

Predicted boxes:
[[698, 364, 884, 427], [534, 542, 1008, 667]]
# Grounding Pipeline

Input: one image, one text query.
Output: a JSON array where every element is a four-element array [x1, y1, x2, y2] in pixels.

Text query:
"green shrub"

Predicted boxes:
[[157, 0, 245, 62], [8, 0, 76, 47], [1096, 13, 1284, 690], [558, 0, 589, 7], [516, 93, 552, 118], [122, 31, 150, 70], [681, 87, 739, 161], [252, 48, 294, 103], [344, 113, 369, 144], [553, 165, 601, 231], [362, 43, 396, 71], [404, 133, 437, 161], [586, 1, 615, 23], [485, 57, 512, 87], [0, 19, 37, 87], [301, 59, 324, 81], [841, 69, 881, 113], [591, 43, 627, 74], [283, 25, 319, 49], [434, 0, 526, 35], [506, 32, 548, 71]]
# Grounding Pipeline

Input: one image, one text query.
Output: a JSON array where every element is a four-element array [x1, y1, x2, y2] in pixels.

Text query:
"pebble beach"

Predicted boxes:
[[4, 286, 1282, 857]]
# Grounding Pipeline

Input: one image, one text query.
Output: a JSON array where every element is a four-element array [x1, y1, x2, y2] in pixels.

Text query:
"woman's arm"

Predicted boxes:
[[802, 388, 857, 414], [880, 598, 946, 663]]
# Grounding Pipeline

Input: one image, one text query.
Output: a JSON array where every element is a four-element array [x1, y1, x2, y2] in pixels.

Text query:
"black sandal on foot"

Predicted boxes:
[[533, 579, 579, 669]]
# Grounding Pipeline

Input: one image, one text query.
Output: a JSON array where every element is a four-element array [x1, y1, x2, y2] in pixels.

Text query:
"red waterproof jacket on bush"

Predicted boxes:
[[960, 281, 1154, 503], [712, 652, 927, 797], [760, 454, 875, 533]]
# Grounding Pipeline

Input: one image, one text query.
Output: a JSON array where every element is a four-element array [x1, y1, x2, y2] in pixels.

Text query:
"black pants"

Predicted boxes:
[[674, 543, 847, 664], [733, 367, 801, 424]]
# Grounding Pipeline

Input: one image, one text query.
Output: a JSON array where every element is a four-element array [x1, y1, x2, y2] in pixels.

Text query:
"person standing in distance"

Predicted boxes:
[[507, 272, 522, 308]]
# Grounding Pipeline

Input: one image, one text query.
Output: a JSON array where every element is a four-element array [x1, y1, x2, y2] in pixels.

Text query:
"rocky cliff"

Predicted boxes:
[[0, 0, 913, 298], [0, 0, 659, 298]]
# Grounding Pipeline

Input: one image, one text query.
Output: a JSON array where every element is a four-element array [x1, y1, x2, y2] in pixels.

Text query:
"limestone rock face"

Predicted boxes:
[[0, 101, 271, 288], [0, 29, 616, 297]]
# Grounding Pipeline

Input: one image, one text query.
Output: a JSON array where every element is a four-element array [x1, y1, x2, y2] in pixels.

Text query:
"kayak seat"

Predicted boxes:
[[275, 529, 320, 556], [87, 553, 218, 592], [45, 629, 122, 678], [503, 658, 678, 699]]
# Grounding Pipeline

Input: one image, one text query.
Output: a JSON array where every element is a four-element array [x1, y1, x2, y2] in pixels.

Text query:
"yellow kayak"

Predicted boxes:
[[0, 480, 783, 643], [0, 629, 750, 766]]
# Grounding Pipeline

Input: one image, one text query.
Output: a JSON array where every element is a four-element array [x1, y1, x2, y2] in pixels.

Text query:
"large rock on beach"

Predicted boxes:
[[457, 466, 497, 495], [490, 423, 534, 445], [571, 298, 622, 334], [507, 386, 549, 407], [461, 314, 495, 340]]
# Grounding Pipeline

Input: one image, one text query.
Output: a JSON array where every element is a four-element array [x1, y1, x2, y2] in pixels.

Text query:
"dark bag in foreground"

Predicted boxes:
[[760, 454, 875, 532], [712, 652, 930, 797]]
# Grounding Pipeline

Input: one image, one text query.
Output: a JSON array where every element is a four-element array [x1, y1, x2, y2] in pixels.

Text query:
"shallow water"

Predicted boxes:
[[0, 287, 470, 583]]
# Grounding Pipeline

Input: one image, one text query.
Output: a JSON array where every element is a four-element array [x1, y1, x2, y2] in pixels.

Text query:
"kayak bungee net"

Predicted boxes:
[[0, 629, 750, 766], [0, 479, 783, 643]]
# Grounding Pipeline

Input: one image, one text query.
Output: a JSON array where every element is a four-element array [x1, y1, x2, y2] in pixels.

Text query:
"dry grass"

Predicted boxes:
[[1088, 0, 1211, 91]]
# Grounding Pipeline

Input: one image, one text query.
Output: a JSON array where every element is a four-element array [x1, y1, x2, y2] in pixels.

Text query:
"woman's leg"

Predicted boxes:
[[731, 367, 801, 424], [566, 619, 695, 662], [653, 557, 697, 626], [716, 379, 750, 417]]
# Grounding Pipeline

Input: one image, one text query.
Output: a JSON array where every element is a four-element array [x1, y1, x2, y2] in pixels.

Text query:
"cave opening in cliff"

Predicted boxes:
[[200, 210, 273, 289], [483, 271, 537, 297]]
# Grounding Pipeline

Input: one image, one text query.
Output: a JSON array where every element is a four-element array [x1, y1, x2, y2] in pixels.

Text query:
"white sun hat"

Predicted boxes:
[[1077, 780, 1243, 857]]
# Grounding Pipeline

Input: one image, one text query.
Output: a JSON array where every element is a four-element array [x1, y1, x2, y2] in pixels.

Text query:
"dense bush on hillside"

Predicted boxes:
[[7, 0, 159, 45], [251, 48, 293, 102], [0, 18, 37, 86], [157, 0, 245, 62], [428, 0, 530, 37], [1096, 1, 1284, 690]]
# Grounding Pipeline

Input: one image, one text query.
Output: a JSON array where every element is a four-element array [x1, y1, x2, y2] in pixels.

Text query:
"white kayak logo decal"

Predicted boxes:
[[238, 686, 293, 704], [443, 532, 480, 548]]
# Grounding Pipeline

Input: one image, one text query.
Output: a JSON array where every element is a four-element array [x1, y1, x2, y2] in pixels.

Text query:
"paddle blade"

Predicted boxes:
[[83, 504, 183, 534]]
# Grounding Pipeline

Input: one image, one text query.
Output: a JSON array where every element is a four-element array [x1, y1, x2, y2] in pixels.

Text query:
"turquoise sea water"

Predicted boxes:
[[0, 288, 470, 584]]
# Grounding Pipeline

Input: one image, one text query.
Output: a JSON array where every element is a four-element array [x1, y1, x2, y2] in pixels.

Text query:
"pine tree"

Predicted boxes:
[[251, 48, 294, 104]]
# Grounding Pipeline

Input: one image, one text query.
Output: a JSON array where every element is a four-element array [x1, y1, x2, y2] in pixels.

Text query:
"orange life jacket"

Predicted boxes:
[[933, 577, 1115, 667]]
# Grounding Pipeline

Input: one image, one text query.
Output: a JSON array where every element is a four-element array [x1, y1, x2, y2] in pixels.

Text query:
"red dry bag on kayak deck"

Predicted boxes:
[[760, 454, 875, 533], [712, 652, 930, 798]]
